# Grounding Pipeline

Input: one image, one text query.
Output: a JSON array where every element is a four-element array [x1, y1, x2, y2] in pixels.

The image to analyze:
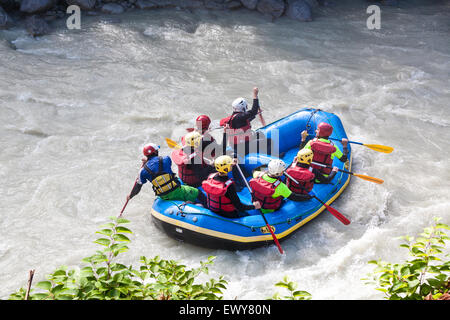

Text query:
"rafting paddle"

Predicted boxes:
[[311, 162, 384, 184], [283, 171, 350, 225], [235, 163, 284, 254], [165, 137, 182, 150], [119, 161, 145, 217], [325, 137, 394, 153]]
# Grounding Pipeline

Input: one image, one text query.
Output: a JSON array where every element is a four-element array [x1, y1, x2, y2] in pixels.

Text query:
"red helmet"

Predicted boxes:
[[317, 122, 333, 138], [196, 115, 211, 132], [142, 143, 160, 156]]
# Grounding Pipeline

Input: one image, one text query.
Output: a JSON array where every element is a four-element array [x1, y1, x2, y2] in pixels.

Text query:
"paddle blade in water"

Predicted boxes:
[[323, 203, 350, 225]]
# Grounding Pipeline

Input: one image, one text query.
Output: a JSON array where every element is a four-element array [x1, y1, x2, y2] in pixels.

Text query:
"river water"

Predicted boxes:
[[1, 0, 449, 300]]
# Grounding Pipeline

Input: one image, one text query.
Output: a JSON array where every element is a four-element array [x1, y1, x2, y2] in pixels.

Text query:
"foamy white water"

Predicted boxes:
[[1, 0, 449, 299]]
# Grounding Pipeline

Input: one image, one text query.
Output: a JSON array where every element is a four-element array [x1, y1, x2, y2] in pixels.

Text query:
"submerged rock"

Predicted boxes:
[[286, 0, 312, 22], [20, 0, 56, 14], [25, 15, 50, 36], [256, 0, 285, 19]]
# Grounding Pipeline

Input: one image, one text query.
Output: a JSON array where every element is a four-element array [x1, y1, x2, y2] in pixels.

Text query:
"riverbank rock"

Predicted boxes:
[[20, 0, 56, 14], [101, 3, 125, 14], [25, 15, 50, 36], [241, 0, 258, 10], [66, 0, 97, 10], [135, 0, 158, 10], [286, 0, 312, 21], [0, 5, 11, 29], [256, 0, 285, 18]]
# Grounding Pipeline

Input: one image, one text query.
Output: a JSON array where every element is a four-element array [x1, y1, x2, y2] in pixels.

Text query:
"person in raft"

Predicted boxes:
[[299, 122, 349, 179], [182, 115, 221, 157], [171, 131, 215, 188], [249, 159, 312, 214], [220, 87, 265, 190], [285, 149, 339, 195], [202, 155, 261, 218], [129, 143, 207, 205], [193, 114, 221, 157]]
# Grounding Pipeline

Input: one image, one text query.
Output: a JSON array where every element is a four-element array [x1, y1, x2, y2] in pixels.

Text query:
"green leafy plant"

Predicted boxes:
[[9, 217, 227, 300], [269, 276, 312, 300], [363, 217, 450, 300]]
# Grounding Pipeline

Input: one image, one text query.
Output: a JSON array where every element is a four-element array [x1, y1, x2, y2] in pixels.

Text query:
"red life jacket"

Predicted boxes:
[[171, 148, 205, 187], [202, 173, 236, 213], [309, 138, 336, 175], [220, 113, 252, 145], [285, 164, 315, 194], [249, 176, 283, 211]]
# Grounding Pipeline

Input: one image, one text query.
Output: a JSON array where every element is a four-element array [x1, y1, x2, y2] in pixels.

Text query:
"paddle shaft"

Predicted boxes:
[[235, 164, 284, 254], [311, 161, 353, 175], [119, 163, 144, 217], [283, 171, 350, 225], [258, 108, 266, 127], [311, 161, 384, 184]]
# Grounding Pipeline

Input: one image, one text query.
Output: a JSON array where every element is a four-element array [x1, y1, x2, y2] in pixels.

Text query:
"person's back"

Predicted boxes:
[[250, 159, 312, 214], [202, 155, 260, 218], [172, 131, 213, 188], [130, 142, 207, 205], [300, 122, 349, 177]]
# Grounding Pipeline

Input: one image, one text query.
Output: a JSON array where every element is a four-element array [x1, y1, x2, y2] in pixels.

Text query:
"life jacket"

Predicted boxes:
[[202, 173, 236, 213], [309, 138, 336, 175], [144, 157, 180, 196], [220, 113, 252, 145], [285, 164, 315, 194], [171, 148, 206, 187], [249, 175, 283, 211]]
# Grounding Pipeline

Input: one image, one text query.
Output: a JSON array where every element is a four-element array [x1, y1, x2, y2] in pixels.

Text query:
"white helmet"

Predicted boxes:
[[232, 97, 248, 113], [267, 159, 286, 177]]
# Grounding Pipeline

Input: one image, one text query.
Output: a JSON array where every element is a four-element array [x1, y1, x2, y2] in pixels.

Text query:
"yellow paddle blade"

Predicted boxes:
[[363, 144, 394, 153], [354, 173, 384, 184], [165, 138, 181, 149]]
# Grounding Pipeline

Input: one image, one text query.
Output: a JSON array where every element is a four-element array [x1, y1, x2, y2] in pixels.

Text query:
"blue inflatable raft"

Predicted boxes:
[[151, 108, 352, 250]]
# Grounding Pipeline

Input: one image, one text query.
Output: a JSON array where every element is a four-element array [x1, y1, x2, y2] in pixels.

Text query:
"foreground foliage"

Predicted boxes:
[[363, 218, 449, 300], [9, 217, 227, 300], [9, 216, 448, 300], [269, 276, 311, 300]]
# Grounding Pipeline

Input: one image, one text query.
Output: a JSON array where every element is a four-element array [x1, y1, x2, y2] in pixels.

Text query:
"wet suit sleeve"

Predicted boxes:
[[226, 184, 255, 212], [230, 99, 260, 128], [129, 180, 143, 199], [299, 139, 309, 150], [332, 145, 348, 162], [129, 168, 147, 199], [312, 167, 337, 184]]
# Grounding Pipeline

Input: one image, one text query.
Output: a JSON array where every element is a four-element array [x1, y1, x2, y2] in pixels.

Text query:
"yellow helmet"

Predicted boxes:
[[214, 155, 233, 174], [185, 131, 202, 148], [297, 149, 314, 165]]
